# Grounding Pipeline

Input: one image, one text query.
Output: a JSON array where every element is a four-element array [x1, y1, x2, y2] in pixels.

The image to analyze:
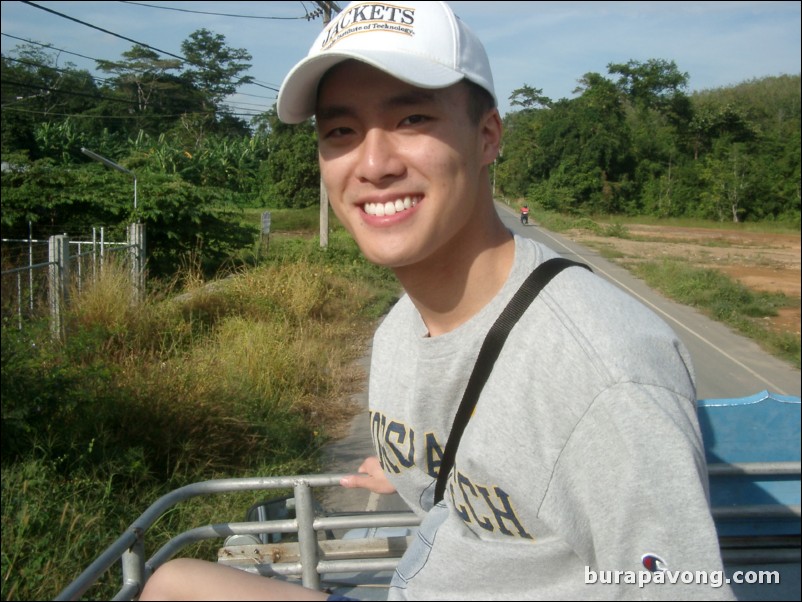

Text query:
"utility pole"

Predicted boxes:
[[313, 1, 341, 248]]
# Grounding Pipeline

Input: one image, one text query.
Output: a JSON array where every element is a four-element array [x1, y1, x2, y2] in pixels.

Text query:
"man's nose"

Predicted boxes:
[[354, 128, 405, 184]]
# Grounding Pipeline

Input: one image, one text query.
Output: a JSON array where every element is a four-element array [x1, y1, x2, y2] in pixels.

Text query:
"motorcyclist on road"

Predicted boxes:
[[520, 204, 529, 225]]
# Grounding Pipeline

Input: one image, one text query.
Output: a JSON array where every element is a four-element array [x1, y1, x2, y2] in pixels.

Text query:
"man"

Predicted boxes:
[[141, 2, 734, 599]]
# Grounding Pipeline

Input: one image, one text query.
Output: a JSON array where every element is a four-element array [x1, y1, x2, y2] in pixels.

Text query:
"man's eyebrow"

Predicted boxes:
[[316, 104, 355, 122], [383, 90, 437, 109], [316, 90, 438, 122]]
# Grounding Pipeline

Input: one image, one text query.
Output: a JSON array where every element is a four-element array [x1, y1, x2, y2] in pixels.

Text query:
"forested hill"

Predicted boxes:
[[497, 64, 800, 225]]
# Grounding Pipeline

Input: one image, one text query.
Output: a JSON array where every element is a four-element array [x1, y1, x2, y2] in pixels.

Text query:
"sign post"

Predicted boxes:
[[260, 211, 272, 258]]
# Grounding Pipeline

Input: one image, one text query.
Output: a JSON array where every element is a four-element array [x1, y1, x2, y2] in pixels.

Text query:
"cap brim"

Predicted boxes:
[[277, 50, 464, 124]]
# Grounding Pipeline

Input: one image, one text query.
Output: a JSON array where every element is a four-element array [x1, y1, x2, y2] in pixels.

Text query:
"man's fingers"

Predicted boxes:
[[340, 473, 396, 494], [339, 474, 364, 488], [340, 457, 396, 494]]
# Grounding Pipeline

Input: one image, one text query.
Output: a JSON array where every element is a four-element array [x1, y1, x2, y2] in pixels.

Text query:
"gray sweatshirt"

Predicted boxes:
[[368, 235, 734, 600]]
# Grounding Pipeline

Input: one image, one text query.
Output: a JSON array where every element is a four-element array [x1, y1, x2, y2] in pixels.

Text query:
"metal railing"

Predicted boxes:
[[53, 461, 802, 601], [52, 392, 801, 600], [54, 474, 420, 602]]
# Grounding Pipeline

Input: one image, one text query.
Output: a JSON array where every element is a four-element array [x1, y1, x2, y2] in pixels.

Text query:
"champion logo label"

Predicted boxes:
[[641, 553, 668, 572]]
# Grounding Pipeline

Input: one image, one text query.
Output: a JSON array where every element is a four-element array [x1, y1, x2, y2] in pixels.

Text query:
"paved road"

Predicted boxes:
[[322, 203, 801, 515], [498, 202, 800, 399], [320, 340, 412, 516]]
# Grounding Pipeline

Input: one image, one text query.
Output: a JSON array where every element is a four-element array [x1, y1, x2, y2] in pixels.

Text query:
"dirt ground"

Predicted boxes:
[[561, 224, 801, 337]]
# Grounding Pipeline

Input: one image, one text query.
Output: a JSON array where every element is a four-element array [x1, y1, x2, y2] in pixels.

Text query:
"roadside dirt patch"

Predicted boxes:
[[562, 224, 801, 336]]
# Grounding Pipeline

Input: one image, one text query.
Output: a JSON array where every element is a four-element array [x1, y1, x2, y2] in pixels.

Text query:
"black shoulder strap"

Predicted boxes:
[[433, 257, 590, 504]]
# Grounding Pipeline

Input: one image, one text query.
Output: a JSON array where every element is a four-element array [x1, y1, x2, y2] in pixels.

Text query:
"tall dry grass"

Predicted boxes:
[[1, 233, 399, 600]]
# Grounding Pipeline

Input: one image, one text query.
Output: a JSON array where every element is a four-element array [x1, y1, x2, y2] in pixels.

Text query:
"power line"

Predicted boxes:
[[20, 1, 188, 62], [118, 1, 315, 21], [3, 50, 276, 114], [232, 90, 277, 100], [2, 77, 138, 105], [3, 55, 117, 87], [4, 105, 268, 122], [1, 105, 217, 120], [2, 33, 279, 93], [221, 99, 275, 109], [4, 2, 301, 122], [14, 3, 281, 93], [2, 77, 273, 116], [1, 33, 131, 71], [242, 81, 280, 93]]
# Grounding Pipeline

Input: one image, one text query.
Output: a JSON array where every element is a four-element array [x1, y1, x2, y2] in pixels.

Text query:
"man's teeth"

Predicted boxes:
[[364, 196, 418, 216]]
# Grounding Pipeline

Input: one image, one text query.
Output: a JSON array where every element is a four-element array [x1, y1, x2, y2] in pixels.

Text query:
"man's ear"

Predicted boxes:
[[479, 108, 503, 167]]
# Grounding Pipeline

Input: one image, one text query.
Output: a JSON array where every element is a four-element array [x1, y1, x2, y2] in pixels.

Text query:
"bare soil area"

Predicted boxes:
[[562, 225, 801, 337]]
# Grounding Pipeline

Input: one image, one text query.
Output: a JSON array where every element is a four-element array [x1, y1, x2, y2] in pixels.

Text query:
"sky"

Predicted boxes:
[[1, 0, 800, 118]]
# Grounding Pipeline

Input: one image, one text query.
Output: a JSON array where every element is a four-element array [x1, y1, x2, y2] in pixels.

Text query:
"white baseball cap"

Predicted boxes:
[[277, 1, 496, 123]]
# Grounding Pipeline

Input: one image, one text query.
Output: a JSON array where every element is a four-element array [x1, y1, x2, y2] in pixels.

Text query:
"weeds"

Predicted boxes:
[[521, 207, 630, 238], [634, 259, 800, 367], [1, 228, 399, 600], [521, 204, 800, 369]]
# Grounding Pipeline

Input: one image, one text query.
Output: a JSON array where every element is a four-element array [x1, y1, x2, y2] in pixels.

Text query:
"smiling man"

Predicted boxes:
[[140, 2, 734, 600], [313, 61, 511, 335]]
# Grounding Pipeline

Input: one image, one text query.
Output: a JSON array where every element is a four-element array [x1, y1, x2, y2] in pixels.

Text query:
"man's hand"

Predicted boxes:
[[339, 456, 397, 494]]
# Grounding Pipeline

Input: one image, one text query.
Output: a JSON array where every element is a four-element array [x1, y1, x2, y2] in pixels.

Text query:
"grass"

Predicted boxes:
[[517, 203, 800, 369], [1, 223, 399, 601], [241, 205, 321, 233], [525, 205, 800, 236], [572, 212, 798, 235], [632, 260, 800, 368]]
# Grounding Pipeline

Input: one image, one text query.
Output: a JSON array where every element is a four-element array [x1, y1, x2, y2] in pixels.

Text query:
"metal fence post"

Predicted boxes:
[[260, 211, 271, 258], [28, 221, 34, 313], [128, 223, 146, 303], [48, 234, 69, 338]]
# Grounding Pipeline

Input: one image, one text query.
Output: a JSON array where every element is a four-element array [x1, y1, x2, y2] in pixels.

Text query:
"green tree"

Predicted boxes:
[[496, 85, 553, 198], [688, 75, 799, 222], [1, 158, 134, 236], [559, 72, 632, 212], [509, 84, 552, 110], [686, 102, 756, 161], [608, 58, 690, 116], [96, 47, 182, 113], [33, 118, 88, 165], [497, 108, 542, 198], [255, 109, 319, 209], [698, 141, 753, 222], [95, 46, 190, 136], [1, 45, 101, 156], [133, 174, 255, 276], [180, 29, 253, 135]]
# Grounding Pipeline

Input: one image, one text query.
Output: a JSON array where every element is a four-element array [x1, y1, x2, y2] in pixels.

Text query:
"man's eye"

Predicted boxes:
[[400, 114, 429, 126], [325, 126, 353, 139]]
